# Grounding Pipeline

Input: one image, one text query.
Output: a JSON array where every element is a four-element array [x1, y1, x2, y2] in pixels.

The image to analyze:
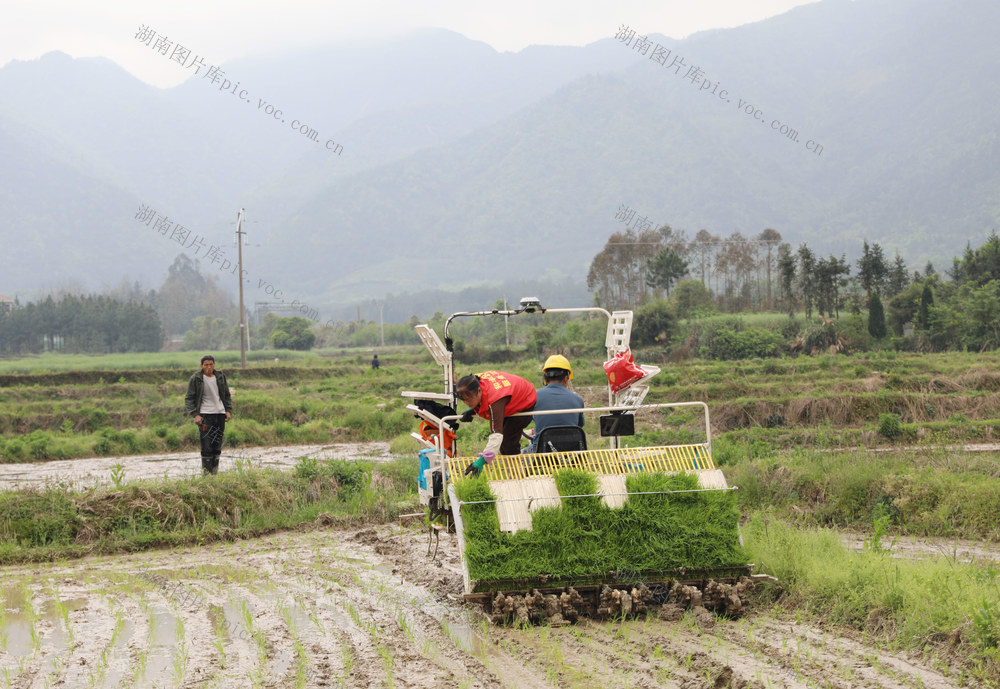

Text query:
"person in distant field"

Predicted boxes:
[[526, 355, 585, 453], [371, 354, 381, 371], [184, 354, 232, 475], [455, 371, 537, 456]]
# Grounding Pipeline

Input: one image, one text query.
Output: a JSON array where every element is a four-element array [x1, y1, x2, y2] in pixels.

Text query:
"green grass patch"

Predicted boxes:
[[0, 456, 418, 564], [454, 469, 746, 585], [745, 516, 1000, 686], [5, 349, 1000, 460], [728, 447, 1000, 540]]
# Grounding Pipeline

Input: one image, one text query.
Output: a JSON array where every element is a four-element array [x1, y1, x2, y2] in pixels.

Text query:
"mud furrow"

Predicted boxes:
[[733, 617, 964, 689], [0, 524, 983, 689]]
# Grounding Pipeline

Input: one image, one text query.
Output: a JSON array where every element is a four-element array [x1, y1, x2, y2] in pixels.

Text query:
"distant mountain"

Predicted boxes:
[[1, 0, 999, 317], [0, 111, 161, 291], [263, 0, 1000, 304], [0, 52, 274, 225], [0, 31, 639, 298]]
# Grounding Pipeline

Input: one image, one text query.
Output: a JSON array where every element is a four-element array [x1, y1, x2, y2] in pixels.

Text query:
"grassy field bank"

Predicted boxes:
[[0, 456, 416, 564], [3, 348, 1000, 463], [744, 517, 1000, 686]]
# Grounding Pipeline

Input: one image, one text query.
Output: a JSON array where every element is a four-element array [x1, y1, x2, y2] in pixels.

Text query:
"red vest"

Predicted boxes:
[[475, 371, 537, 419]]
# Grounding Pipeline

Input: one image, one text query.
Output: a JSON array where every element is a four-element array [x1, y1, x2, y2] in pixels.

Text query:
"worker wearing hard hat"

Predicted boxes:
[[526, 354, 584, 453], [456, 371, 537, 457]]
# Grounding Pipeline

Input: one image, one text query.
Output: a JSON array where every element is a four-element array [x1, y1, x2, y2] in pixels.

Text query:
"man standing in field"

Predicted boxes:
[[185, 354, 233, 475], [456, 371, 536, 456]]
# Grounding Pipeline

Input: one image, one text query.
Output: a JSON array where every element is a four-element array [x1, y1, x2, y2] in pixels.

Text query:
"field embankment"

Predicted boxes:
[[4, 349, 1000, 463]]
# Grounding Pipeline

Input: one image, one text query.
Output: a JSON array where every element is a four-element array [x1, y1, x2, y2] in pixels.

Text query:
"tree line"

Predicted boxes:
[[0, 294, 163, 354], [588, 225, 1000, 353], [587, 226, 792, 312], [587, 226, 924, 316], [0, 253, 236, 355]]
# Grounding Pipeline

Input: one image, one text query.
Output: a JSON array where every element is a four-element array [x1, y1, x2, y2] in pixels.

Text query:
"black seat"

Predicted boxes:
[[534, 425, 587, 453]]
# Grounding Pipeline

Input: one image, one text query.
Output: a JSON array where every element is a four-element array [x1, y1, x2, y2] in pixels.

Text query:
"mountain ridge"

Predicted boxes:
[[1, 0, 998, 316]]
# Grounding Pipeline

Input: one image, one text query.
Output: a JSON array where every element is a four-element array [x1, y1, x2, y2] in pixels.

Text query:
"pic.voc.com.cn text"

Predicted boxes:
[[614, 25, 824, 158], [134, 25, 344, 156]]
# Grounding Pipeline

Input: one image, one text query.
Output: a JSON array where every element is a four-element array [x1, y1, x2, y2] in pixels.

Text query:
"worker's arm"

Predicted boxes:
[[487, 396, 510, 434], [480, 396, 510, 457]]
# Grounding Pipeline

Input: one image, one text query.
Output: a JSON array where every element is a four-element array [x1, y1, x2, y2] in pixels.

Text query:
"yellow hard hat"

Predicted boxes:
[[542, 354, 573, 380]]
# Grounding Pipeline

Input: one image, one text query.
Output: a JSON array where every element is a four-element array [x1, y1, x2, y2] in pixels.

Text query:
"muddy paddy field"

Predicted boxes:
[[3, 351, 1000, 687], [1, 518, 982, 689], [2, 440, 998, 688]]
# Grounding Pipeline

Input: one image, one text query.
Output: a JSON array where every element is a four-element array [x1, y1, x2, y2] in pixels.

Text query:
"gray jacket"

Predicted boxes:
[[185, 370, 233, 416]]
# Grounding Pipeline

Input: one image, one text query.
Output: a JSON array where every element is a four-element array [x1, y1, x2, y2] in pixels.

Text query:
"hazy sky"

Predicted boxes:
[[2, 0, 820, 87]]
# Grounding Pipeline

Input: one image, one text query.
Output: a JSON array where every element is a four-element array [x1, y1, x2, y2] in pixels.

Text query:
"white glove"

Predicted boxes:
[[483, 433, 504, 457]]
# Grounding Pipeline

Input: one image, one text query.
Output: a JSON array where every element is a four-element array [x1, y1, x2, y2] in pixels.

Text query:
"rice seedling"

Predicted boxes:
[[21, 586, 40, 652], [541, 635, 564, 667], [144, 605, 157, 647], [171, 615, 188, 685], [377, 644, 394, 688], [249, 663, 266, 689], [293, 637, 308, 689], [132, 645, 150, 685], [455, 469, 745, 585], [240, 599, 254, 634], [253, 624, 268, 660], [297, 597, 324, 633], [89, 648, 110, 687], [344, 601, 362, 629], [109, 605, 126, 647], [340, 640, 355, 681], [396, 611, 414, 640], [0, 595, 7, 652], [441, 619, 472, 654], [210, 627, 225, 668]]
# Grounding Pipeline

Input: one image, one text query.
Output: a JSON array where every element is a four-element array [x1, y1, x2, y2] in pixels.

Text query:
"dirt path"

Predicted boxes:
[[0, 522, 974, 689], [0, 442, 393, 491], [840, 532, 1000, 564]]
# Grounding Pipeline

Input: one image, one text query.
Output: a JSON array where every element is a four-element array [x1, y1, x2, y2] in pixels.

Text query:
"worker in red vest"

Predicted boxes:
[[456, 371, 537, 457]]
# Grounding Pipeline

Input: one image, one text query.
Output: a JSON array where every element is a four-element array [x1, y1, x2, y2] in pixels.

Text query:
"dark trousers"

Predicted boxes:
[[199, 414, 226, 473], [501, 413, 533, 455]]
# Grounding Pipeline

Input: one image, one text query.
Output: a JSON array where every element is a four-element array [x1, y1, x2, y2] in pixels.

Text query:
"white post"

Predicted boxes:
[[236, 208, 247, 369], [377, 299, 385, 347], [503, 295, 509, 347]]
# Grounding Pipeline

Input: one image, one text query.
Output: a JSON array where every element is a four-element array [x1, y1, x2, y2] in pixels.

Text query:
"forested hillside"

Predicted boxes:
[[1, 0, 997, 316]]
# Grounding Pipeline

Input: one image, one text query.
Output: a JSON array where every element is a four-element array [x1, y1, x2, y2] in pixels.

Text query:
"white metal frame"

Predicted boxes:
[[406, 300, 670, 510]]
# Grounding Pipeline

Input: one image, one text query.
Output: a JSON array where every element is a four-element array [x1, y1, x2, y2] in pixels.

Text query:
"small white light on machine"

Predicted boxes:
[[519, 297, 542, 312]]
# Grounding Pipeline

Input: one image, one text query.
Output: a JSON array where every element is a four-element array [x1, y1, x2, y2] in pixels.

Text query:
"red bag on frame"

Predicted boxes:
[[603, 348, 645, 394]]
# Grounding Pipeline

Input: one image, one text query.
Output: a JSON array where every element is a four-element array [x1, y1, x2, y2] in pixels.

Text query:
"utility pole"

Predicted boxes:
[[503, 295, 509, 347], [375, 299, 385, 347], [236, 208, 247, 369]]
